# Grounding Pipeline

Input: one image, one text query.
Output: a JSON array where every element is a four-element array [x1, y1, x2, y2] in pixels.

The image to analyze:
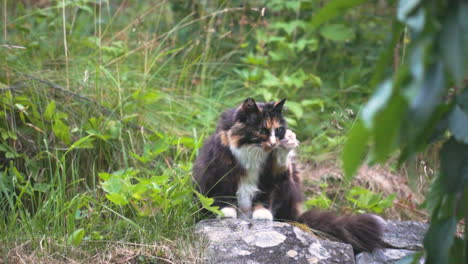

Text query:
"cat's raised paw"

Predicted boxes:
[[252, 208, 273, 220], [220, 207, 237, 219], [279, 129, 299, 150]]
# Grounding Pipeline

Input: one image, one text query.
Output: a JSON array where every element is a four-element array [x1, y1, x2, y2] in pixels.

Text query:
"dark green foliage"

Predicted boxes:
[[342, 0, 468, 262]]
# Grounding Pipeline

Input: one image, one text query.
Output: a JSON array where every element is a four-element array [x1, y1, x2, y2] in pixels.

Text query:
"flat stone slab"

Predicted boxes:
[[356, 248, 424, 264], [195, 219, 355, 264], [382, 221, 428, 250]]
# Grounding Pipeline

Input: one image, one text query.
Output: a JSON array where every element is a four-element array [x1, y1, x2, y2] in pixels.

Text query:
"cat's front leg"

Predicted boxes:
[[275, 129, 299, 168]]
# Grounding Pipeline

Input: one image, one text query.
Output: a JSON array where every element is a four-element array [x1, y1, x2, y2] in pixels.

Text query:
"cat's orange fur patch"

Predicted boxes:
[[218, 131, 229, 146], [265, 118, 281, 129], [253, 204, 266, 210], [227, 133, 240, 148]]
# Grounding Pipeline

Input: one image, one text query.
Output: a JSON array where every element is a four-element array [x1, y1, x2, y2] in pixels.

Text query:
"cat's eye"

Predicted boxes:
[[275, 127, 285, 137], [258, 128, 269, 135]]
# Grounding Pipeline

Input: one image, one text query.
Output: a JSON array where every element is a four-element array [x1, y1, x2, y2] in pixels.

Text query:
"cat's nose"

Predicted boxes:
[[268, 137, 278, 147]]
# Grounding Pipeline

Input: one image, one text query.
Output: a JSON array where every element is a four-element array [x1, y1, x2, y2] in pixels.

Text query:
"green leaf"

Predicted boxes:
[[320, 24, 355, 42], [449, 91, 468, 143], [423, 217, 457, 264], [398, 3, 425, 32], [285, 117, 297, 127], [67, 228, 85, 246], [408, 63, 445, 126], [194, 190, 221, 215], [371, 94, 406, 162], [301, 99, 325, 112], [105, 193, 128, 206], [44, 100, 56, 121], [342, 120, 370, 180], [309, 0, 368, 29], [362, 80, 393, 129], [67, 135, 95, 153], [98, 172, 112, 181], [286, 101, 303, 119], [439, 137, 468, 192], [52, 119, 71, 145], [397, 0, 421, 21], [449, 105, 468, 144], [270, 21, 306, 36], [305, 195, 332, 210], [440, 8, 465, 85], [370, 22, 404, 87]]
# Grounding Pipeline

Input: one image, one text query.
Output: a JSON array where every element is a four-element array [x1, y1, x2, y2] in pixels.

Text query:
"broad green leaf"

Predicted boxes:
[[309, 0, 368, 29], [397, 0, 421, 21], [439, 137, 468, 192], [105, 192, 128, 206], [449, 237, 465, 264], [270, 21, 306, 36], [449, 106, 468, 144], [194, 190, 221, 215], [342, 120, 370, 180], [286, 101, 304, 119], [98, 172, 112, 181], [362, 80, 393, 129], [371, 94, 406, 162], [261, 70, 281, 87], [440, 10, 465, 85], [408, 63, 445, 128], [101, 176, 124, 193], [44, 100, 56, 121], [305, 195, 332, 210], [67, 228, 85, 246], [424, 176, 443, 216], [302, 99, 325, 112], [423, 217, 457, 264], [67, 135, 95, 154], [320, 24, 355, 42], [52, 119, 71, 145], [399, 7, 425, 33], [285, 117, 297, 127], [370, 22, 404, 87]]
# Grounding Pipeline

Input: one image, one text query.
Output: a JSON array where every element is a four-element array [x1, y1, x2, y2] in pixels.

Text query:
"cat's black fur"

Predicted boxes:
[[193, 98, 384, 252]]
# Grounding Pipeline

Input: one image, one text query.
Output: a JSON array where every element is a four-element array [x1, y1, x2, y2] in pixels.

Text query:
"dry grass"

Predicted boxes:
[[3, 238, 208, 264], [300, 160, 432, 222]]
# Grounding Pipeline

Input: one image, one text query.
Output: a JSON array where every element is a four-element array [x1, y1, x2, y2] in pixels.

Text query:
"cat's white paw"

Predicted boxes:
[[279, 129, 299, 150], [252, 208, 273, 221], [220, 207, 237, 219]]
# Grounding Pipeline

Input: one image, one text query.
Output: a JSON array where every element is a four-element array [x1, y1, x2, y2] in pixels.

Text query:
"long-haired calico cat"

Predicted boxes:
[[193, 98, 384, 252]]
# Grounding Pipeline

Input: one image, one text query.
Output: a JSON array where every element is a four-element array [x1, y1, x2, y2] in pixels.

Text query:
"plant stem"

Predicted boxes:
[[61, 0, 70, 90]]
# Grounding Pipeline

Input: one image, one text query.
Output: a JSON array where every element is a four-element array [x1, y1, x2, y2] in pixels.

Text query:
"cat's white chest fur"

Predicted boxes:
[[230, 145, 269, 214]]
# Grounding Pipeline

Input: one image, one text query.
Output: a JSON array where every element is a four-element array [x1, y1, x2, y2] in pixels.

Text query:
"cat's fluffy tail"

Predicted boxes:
[[297, 209, 385, 252]]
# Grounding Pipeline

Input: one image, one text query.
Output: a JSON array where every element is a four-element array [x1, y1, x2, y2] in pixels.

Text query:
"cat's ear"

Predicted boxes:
[[272, 98, 286, 113], [241, 97, 260, 113]]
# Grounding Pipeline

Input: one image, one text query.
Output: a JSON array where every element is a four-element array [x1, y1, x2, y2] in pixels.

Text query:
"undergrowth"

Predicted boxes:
[[0, 0, 415, 262]]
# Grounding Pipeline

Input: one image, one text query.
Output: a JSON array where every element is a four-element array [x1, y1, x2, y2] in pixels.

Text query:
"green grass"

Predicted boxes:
[[0, 1, 400, 262], [0, 1, 244, 261]]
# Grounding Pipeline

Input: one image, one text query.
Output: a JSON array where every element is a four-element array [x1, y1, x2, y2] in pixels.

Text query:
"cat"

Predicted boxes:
[[193, 98, 384, 252]]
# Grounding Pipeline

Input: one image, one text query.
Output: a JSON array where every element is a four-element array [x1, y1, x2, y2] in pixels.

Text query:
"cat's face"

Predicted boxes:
[[229, 98, 287, 151]]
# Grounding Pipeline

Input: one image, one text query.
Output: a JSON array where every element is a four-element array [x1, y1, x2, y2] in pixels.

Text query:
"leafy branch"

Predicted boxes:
[[342, 0, 468, 263]]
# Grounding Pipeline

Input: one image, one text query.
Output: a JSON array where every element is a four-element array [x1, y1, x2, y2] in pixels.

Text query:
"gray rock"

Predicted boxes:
[[195, 219, 355, 264], [382, 221, 428, 250], [356, 249, 424, 264], [354, 220, 428, 264]]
